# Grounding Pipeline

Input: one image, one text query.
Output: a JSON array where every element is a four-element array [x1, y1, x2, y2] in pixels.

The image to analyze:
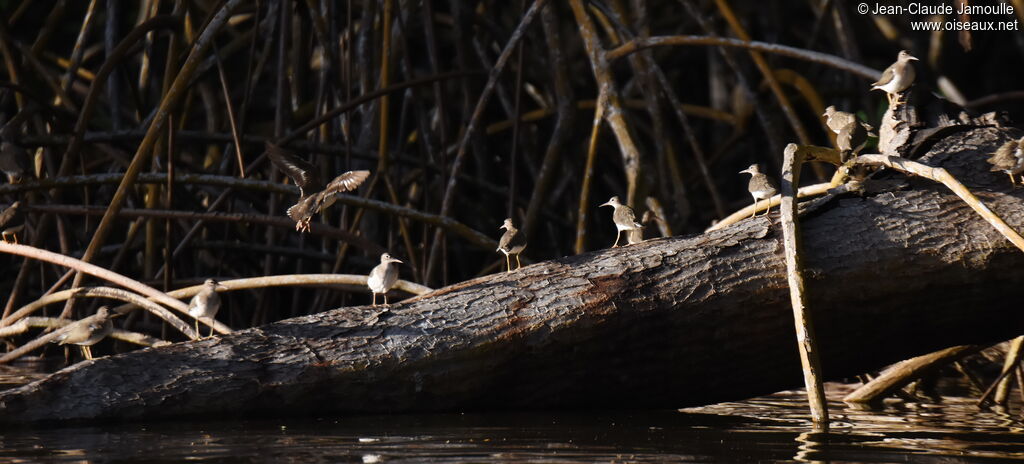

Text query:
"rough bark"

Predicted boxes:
[[2, 127, 1023, 424]]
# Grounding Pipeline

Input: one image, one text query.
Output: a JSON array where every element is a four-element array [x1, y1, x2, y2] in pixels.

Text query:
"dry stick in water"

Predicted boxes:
[[844, 345, 981, 404], [779, 143, 829, 430], [992, 336, 1024, 405]]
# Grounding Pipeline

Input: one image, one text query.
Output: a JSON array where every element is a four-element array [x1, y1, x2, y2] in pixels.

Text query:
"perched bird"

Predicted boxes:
[[188, 278, 227, 339], [739, 164, 778, 218], [823, 106, 871, 162], [0, 141, 29, 184], [871, 50, 918, 107], [368, 253, 403, 306], [987, 136, 1024, 185], [497, 218, 527, 272], [0, 201, 25, 244], [55, 306, 116, 360], [600, 196, 642, 248], [266, 142, 370, 232]]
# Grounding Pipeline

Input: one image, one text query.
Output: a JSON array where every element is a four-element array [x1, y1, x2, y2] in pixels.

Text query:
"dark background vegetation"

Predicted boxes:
[[1, 0, 1022, 341]]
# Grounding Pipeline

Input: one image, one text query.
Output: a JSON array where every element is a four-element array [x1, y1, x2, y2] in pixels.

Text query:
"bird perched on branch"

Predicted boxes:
[[871, 50, 918, 107], [0, 201, 25, 244], [600, 196, 642, 248], [55, 306, 116, 360], [368, 253, 403, 306], [0, 114, 30, 184], [823, 106, 872, 162], [0, 141, 29, 184], [188, 278, 227, 339], [987, 136, 1024, 185], [739, 164, 777, 218], [266, 142, 370, 233], [497, 218, 527, 272]]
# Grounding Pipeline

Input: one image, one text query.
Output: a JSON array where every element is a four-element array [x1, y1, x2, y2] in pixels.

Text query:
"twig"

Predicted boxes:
[[2, 286, 198, 341], [853, 154, 1024, 253], [574, 90, 606, 253], [780, 143, 829, 430], [984, 336, 1024, 406], [606, 35, 880, 80], [844, 345, 981, 404], [0, 242, 194, 326]]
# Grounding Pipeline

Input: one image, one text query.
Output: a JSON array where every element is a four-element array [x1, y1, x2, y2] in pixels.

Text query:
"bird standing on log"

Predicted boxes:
[[823, 106, 871, 162], [266, 142, 370, 233], [497, 218, 527, 273], [55, 306, 115, 360], [188, 278, 226, 339], [369, 253, 403, 306], [739, 164, 777, 218], [0, 201, 25, 244], [871, 50, 918, 107], [987, 136, 1024, 185], [600, 196, 642, 248]]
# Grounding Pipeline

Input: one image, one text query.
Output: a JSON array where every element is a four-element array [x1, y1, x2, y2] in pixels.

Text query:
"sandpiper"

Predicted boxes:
[[56, 306, 115, 360], [266, 142, 370, 233], [823, 106, 870, 162], [0, 141, 28, 184], [188, 278, 226, 338], [871, 50, 918, 107], [368, 253, 403, 306], [497, 218, 527, 272], [739, 164, 778, 218], [987, 136, 1024, 185], [600, 196, 642, 248], [0, 201, 24, 244]]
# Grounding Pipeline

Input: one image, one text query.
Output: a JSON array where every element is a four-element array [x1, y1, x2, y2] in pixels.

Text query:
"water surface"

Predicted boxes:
[[2, 383, 1022, 463]]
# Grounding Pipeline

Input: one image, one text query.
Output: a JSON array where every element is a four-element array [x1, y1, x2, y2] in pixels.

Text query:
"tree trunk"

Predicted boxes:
[[2, 127, 1023, 424]]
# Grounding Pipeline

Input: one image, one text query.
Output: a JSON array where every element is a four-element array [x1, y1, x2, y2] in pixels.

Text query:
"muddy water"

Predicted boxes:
[[1, 383, 1022, 463]]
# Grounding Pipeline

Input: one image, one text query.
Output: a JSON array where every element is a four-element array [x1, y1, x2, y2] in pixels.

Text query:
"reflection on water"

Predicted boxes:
[[1, 383, 1023, 462]]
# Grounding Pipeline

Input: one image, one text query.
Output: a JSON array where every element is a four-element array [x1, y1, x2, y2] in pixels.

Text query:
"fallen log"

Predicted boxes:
[[1, 127, 1023, 424]]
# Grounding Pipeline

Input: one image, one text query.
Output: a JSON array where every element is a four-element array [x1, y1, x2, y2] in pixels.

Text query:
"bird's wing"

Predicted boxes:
[[871, 64, 896, 88], [989, 142, 1014, 169], [322, 170, 371, 195], [0, 203, 16, 228], [498, 229, 514, 251], [827, 112, 856, 134], [266, 142, 323, 195], [314, 170, 371, 213]]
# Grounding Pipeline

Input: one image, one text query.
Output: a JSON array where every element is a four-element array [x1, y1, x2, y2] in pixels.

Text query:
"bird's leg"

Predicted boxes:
[[505, 254, 511, 273], [1, 232, 9, 244], [1009, 173, 1017, 186], [207, 320, 215, 338], [372, 293, 377, 307], [194, 320, 200, 340], [82, 346, 93, 360], [384, 294, 388, 305], [761, 202, 771, 216], [11, 233, 17, 244], [750, 199, 758, 218], [515, 254, 521, 270], [612, 231, 621, 248]]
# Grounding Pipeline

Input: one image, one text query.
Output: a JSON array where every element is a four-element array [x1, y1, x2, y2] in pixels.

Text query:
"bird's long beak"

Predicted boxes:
[[907, 55, 919, 61], [739, 168, 751, 174], [499, 224, 508, 230], [599, 201, 611, 207], [392, 259, 404, 264], [217, 284, 228, 291]]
